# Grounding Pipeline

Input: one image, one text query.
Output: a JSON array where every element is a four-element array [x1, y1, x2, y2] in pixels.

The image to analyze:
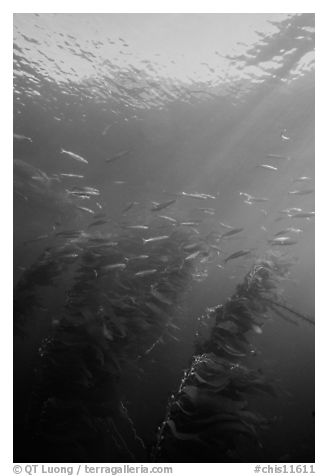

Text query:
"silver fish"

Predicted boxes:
[[180, 221, 200, 227], [150, 286, 173, 305], [126, 225, 149, 230], [82, 186, 100, 195], [24, 234, 50, 245], [293, 176, 312, 183], [88, 220, 108, 228], [280, 131, 291, 141], [183, 242, 202, 252], [122, 201, 138, 213], [269, 237, 298, 246], [60, 148, 88, 164], [105, 150, 130, 163], [219, 222, 234, 229], [151, 199, 176, 211], [266, 153, 290, 160], [184, 250, 201, 261], [14, 133, 32, 142], [291, 211, 315, 219], [102, 263, 127, 271], [180, 191, 216, 200], [274, 227, 302, 236], [221, 227, 244, 238], [240, 192, 269, 203], [60, 173, 84, 179], [224, 249, 252, 263], [77, 206, 95, 214], [256, 164, 278, 171], [142, 235, 170, 244], [279, 207, 303, 215], [288, 189, 314, 195], [198, 207, 216, 213], [135, 269, 157, 277], [158, 215, 178, 223], [129, 254, 149, 260]]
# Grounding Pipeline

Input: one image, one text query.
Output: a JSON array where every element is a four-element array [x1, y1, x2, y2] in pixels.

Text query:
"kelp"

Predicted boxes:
[[15, 237, 313, 462], [14, 225, 200, 461], [152, 252, 313, 462]]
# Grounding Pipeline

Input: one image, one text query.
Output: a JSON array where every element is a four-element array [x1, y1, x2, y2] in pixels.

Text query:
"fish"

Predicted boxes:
[[274, 227, 303, 236], [266, 153, 290, 160], [150, 286, 173, 305], [224, 249, 252, 263], [135, 269, 157, 277], [291, 211, 315, 219], [142, 235, 170, 244], [14, 133, 32, 142], [87, 220, 108, 228], [101, 123, 115, 135], [126, 225, 149, 230], [279, 207, 303, 216], [239, 192, 269, 203], [68, 186, 100, 196], [221, 227, 244, 238], [96, 202, 103, 209], [197, 193, 217, 200], [101, 263, 127, 271], [129, 254, 149, 261], [256, 164, 278, 171], [105, 150, 130, 163], [60, 148, 88, 164], [55, 230, 83, 238], [113, 181, 126, 185], [88, 241, 118, 250], [293, 176, 312, 183], [198, 208, 216, 213], [76, 206, 95, 214], [219, 222, 234, 229], [192, 271, 208, 282], [122, 201, 138, 213], [60, 173, 84, 179], [158, 215, 178, 223], [180, 191, 216, 200], [269, 237, 298, 246], [82, 186, 100, 195], [68, 192, 91, 200], [280, 130, 291, 141], [145, 301, 168, 318], [184, 250, 201, 261], [151, 199, 176, 211], [180, 221, 201, 227], [252, 324, 263, 334], [288, 189, 314, 195], [61, 253, 79, 260], [24, 234, 50, 245], [183, 242, 202, 252]]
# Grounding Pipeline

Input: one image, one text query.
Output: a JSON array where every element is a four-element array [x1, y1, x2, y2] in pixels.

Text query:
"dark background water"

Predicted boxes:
[[13, 13, 315, 462]]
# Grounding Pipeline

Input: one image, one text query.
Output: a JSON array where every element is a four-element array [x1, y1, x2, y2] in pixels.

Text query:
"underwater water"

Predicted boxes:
[[13, 13, 314, 463]]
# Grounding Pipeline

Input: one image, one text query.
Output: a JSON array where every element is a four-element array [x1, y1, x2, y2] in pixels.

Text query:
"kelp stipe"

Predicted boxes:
[[152, 252, 314, 462]]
